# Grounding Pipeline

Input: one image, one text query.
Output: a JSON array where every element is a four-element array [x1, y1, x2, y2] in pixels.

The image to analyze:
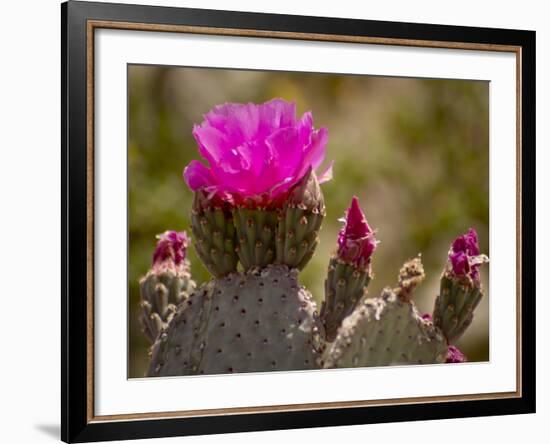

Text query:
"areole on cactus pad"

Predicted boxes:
[[139, 98, 488, 376]]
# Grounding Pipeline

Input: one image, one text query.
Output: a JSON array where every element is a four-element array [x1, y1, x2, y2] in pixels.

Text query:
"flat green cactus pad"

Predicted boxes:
[[148, 265, 323, 376], [324, 288, 448, 368]]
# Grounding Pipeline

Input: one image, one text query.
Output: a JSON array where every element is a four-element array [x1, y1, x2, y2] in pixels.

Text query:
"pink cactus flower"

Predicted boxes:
[[445, 345, 467, 363], [183, 98, 331, 206], [448, 228, 485, 282], [337, 196, 378, 269], [152, 230, 189, 270]]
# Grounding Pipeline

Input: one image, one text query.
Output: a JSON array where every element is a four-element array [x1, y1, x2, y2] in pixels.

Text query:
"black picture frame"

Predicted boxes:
[[61, 1, 536, 442]]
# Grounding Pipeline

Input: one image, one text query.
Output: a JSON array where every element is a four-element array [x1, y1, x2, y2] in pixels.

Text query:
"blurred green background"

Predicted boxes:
[[128, 65, 489, 378]]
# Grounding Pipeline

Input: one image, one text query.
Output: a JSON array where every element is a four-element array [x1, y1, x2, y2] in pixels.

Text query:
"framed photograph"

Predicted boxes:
[[61, 1, 535, 442]]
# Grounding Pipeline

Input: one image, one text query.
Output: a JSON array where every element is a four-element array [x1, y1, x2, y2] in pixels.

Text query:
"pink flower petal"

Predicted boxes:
[[192, 124, 230, 165], [317, 160, 334, 184], [183, 160, 215, 191], [266, 127, 305, 181], [298, 127, 328, 180], [183, 99, 331, 205], [258, 98, 297, 135]]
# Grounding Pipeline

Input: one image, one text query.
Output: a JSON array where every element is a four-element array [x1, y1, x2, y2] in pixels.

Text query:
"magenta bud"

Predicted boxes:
[[337, 196, 378, 270], [445, 345, 467, 363], [152, 230, 190, 270], [448, 228, 487, 283]]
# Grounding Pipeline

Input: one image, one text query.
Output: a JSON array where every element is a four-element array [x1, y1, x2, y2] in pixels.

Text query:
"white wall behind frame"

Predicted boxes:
[[1, 1, 547, 444]]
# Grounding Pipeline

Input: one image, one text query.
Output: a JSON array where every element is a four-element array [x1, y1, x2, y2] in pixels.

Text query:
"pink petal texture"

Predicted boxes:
[[448, 228, 485, 282], [445, 345, 467, 363], [337, 196, 378, 269], [183, 99, 330, 206], [152, 230, 190, 271], [183, 160, 215, 191]]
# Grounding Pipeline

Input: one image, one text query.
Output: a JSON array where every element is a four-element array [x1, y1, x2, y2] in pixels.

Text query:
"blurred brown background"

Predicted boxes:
[[128, 65, 489, 378]]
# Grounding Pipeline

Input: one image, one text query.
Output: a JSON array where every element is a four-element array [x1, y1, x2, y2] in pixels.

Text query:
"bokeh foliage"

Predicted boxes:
[[128, 65, 489, 378]]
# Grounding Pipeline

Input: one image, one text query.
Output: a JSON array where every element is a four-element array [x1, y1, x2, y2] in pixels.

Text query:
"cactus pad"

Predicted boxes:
[[148, 265, 323, 376], [324, 288, 447, 368]]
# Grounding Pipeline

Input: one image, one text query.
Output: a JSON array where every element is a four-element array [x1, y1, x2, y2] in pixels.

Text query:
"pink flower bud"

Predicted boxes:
[[448, 228, 486, 282], [337, 196, 378, 269], [152, 230, 189, 270], [445, 345, 467, 363]]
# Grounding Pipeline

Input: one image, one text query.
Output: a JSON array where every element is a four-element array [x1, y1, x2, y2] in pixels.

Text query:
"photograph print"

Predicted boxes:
[[128, 65, 489, 378]]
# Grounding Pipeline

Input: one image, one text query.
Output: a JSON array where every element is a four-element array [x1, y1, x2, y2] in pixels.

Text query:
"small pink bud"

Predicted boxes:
[[152, 230, 190, 270], [337, 196, 378, 270], [445, 345, 467, 363], [448, 228, 487, 282]]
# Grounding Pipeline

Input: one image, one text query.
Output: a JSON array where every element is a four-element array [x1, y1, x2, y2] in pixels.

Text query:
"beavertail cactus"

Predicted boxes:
[[140, 98, 488, 377]]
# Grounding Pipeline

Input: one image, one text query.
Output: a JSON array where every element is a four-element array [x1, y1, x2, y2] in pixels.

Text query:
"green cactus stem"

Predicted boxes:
[[276, 170, 325, 270], [190, 191, 239, 277], [139, 260, 196, 344], [148, 265, 323, 376], [319, 196, 377, 342], [232, 207, 279, 270], [433, 229, 488, 344], [320, 258, 371, 342], [433, 274, 484, 344]]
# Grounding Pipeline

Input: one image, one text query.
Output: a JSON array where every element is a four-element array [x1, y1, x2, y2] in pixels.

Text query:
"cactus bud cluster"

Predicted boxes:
[[139, 231, 196, 344]]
